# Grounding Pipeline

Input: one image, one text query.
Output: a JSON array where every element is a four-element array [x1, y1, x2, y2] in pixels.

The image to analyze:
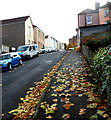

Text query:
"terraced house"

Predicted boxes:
[[0, 16, 34, 51], [78, 2, 111, 27], [0, 16, 45, 52], [33, 25, 45, 49], [76, 2, 111, 46]]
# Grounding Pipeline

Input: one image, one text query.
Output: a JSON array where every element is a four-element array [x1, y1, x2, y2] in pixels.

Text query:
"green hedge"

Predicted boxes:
[[92, 46, 111, 110]]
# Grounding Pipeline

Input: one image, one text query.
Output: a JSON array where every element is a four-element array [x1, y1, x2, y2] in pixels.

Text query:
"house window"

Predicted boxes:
[[86, 16, 92, 24], [104, 9, 109, 17]]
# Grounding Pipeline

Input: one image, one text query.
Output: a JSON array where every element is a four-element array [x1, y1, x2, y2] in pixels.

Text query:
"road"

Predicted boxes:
[[2, 51, 66, 120]]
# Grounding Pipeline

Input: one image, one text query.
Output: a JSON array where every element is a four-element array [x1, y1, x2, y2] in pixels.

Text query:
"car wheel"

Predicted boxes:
[[28, 55, 31, 60], [37, 53, 39, 57], [19, 59, 22, 65], [8, 63, 13, 70]]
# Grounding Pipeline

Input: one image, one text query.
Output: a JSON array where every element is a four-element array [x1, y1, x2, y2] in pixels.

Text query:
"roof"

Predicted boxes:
[[33, 25, 44, 34], [78, 9, 98, 15], [100, 2, 111, 8], [0, 16, 30, 25]]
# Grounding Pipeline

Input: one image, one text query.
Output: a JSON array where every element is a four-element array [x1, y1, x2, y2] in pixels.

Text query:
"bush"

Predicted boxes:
[[92, 46, 111, 110], [81, 31, 111, 52]]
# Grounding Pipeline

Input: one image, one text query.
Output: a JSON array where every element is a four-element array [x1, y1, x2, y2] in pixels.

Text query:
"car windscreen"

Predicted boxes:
[[1, 54, 10, 60], [17, 46, 29, 52]]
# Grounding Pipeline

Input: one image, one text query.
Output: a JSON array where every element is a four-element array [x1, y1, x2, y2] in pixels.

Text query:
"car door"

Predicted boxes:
[[11, 54, 18, 66], [29, 46, 33, 58], [32, 45, 36, 56]]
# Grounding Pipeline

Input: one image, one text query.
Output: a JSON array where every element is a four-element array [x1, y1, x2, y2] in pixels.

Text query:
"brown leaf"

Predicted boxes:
[[63, 103, 74, 109], [79, 108, 86, 115]]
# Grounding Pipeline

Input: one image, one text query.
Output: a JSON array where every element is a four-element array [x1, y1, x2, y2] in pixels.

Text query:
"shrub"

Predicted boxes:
[[81, 31, 111, 52], [92, 46, 111, 110]]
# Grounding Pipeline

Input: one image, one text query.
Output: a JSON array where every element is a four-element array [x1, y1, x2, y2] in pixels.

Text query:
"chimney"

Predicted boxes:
[[95, 1, 100, 10]]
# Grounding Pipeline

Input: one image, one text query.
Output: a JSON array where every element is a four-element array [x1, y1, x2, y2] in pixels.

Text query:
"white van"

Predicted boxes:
[[16, 44, 39, 60]]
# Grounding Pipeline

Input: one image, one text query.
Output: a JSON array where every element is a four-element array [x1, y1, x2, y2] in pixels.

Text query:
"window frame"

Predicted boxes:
[[86, 15, 92, 25], [104, 9, 109, 17]]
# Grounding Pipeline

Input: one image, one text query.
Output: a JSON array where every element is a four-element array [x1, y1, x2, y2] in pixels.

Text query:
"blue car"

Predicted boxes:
[[0, 52, 22, 71]]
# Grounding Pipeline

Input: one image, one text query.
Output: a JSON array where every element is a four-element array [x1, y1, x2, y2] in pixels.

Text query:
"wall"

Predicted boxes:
[[33, 26, 38, 44], [80, 24, 110, 37], [1, 22, 25, 49], [99, 7, 110, 24], [78, 13, 99, 27], [25, 17, 34, 45], [78, 14, 85, 27], [33, 26, 44, 49], [82, 45, 94, 65], [45, 36, 53, 49]]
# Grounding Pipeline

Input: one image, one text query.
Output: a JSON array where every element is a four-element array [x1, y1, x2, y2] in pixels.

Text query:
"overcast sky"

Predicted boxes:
[[0, 0, 108, 44]]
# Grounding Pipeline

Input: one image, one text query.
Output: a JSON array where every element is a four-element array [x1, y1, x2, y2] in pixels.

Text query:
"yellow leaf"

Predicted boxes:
[[97, 110, 105, 115], [62, 114, 70, 119], [102, 113, 109, 118], [53, 99, 58, 102], [86, 103, 98, 109], [46, 115, 52, 119]]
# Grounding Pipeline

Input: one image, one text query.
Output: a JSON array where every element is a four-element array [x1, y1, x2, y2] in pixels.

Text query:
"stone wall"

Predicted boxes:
[[82, 45, 94, 65], [80, 24, 110, 37]]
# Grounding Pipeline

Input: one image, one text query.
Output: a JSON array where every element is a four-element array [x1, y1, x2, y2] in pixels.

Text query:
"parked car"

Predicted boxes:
[[39, 48, 46, 54], [16, 44, 39, 60], [0, 52, 22, 70], [45, 47, 52, 53]]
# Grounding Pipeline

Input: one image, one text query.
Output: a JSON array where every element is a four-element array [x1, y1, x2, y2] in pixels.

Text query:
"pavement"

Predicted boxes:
[[33, 50, 108, 120], [2, 51, 66, 120]]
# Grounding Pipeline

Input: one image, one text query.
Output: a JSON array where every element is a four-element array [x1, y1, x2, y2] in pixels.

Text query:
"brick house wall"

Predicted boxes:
[[78, 12, 99, 27], [99, 8, 110, 24]]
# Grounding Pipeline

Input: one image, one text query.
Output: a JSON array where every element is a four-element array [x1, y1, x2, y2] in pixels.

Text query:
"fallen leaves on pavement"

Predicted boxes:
[[8, 52, 69, 120], [8, 51, 111, 120]]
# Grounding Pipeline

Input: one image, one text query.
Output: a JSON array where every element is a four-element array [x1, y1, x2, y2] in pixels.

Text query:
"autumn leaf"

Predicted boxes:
[[64, 90, 70, 93], [51, 93, 58, 97], [102, 113, 109, 118], [79, 108, 86, 115], [59, 93, 65, 96], [78, 94, 84, 97], [96, 110, 105, 115], [62, 114, 70, 120], [61, 97, 70, 103], [45, 103, 58, 115], [53, 99, 58, 102], [46, 115, 52, 119], [90, 114, 98, 120], [98, 104, 107, 109], [63, 103, 74, 109], [65, 93, 71, 97], [86, 103, 98, 109]]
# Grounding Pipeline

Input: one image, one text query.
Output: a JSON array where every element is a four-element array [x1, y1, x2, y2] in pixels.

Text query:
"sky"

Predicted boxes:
[[0, 0, 108, 44]]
